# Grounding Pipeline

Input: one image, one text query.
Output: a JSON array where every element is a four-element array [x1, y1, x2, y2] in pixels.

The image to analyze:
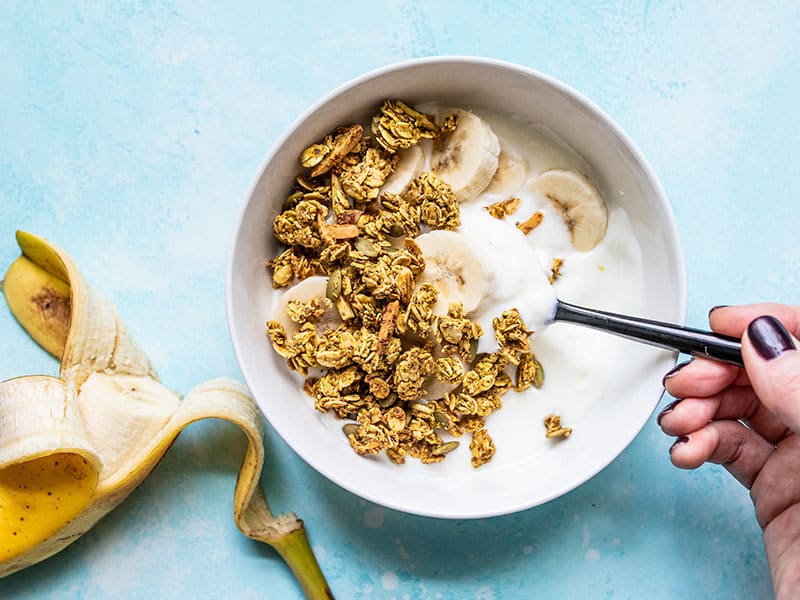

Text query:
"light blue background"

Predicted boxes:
[[1, 2, 795, 598]]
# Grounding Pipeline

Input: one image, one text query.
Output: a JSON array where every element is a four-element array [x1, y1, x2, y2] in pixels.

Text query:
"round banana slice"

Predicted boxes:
[[414, 230, 486, 315], [482, 148, 528, 198], [431, 109, 500, 202], [272, 275, 342, 336], [530, 169, 608, 251], [381, 143, 427, 196]]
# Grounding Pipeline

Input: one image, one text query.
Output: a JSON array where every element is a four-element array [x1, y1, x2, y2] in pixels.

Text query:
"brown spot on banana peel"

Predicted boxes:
[[32, 287, 71, 332], [2, 255, 71, 358]]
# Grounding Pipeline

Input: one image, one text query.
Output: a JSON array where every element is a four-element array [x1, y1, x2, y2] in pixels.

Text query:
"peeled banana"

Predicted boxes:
[[0, 232, 331, 599]]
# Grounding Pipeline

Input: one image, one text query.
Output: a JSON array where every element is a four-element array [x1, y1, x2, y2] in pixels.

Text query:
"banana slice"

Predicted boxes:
[[482, 148, 528, 199], [273, 275, 342, 336], [381, 143, 427, 196], [530, 169, 608, 251], [414, 230, 485, 315], [431, 109, 500, 202]]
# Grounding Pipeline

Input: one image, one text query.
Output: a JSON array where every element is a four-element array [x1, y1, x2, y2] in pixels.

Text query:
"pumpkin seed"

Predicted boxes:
[[468, 338, 480, 363], [433, 409, 453, 430], [342, 423, 360, 437], [354, 236, 380, 257], [326, 269, 342, 301], [432, 441, 459, 456], [378, 392, 397, 408], [281, 191, 303, 212]]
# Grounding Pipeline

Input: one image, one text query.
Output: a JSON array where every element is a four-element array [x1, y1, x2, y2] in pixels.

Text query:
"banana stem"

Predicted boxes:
[[270, 527, 334, 600]]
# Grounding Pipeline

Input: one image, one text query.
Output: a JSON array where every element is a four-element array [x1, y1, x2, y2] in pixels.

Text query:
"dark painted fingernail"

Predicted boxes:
[[662, 360, 691, 386], [657, 399, 683, 425], [669, 435, 690, 453], [748, 316, 796, 360], [708, 305, 728, 317]]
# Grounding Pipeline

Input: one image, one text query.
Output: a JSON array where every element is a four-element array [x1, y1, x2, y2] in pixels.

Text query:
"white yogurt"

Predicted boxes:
[[458, 205, 557, 349]]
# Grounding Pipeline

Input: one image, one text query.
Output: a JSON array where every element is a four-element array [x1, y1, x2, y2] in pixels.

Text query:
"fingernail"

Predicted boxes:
[[662, 360, 691, 386], [708, 305, 728, 317], [669, 435, 690, 453], [657, 399, 683, 426], [748, 316, 796, 360]]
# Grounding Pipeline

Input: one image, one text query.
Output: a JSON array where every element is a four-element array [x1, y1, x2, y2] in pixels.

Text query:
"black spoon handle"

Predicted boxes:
[[554, 300, 743, 366]]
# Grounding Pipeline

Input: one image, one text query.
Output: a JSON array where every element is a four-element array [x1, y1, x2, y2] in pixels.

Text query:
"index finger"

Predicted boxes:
[[709, 304, 800, 338]]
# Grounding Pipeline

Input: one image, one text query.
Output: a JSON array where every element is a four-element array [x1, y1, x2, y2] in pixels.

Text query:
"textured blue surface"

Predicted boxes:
[[1, 1, 796, 598]]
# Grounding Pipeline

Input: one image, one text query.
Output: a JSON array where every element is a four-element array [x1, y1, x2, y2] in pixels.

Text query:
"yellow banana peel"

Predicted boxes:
[[0, 231, 332, 599]]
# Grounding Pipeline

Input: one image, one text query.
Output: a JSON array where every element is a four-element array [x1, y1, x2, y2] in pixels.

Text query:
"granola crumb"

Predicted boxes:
[[516, 211, 544, 235], [548, 257, 564, 284], [544, 414, 572, 439], [485, 197, 520, 219]]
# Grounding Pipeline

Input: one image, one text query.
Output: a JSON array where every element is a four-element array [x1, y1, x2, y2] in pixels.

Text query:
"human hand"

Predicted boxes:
[[658, 304, 800, 598]]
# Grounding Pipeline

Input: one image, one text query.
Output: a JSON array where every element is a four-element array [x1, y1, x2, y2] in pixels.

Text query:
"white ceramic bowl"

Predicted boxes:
[[226, 57, 686, 519]]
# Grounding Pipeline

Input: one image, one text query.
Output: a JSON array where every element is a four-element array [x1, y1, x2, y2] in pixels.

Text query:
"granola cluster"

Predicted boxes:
[[371, 100, 443, 153], [267, 111, 459, 291], [266, 100, 555, 469]]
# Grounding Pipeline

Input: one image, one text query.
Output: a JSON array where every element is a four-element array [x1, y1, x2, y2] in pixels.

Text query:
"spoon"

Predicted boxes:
[[551, 300, 743, 366]]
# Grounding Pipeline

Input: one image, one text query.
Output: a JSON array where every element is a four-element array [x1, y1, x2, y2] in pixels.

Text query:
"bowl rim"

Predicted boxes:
[[225, 55, 688, 518]]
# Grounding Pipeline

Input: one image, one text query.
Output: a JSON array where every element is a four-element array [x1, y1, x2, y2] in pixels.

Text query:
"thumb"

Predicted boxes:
[[743, 315, 800, 435]]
